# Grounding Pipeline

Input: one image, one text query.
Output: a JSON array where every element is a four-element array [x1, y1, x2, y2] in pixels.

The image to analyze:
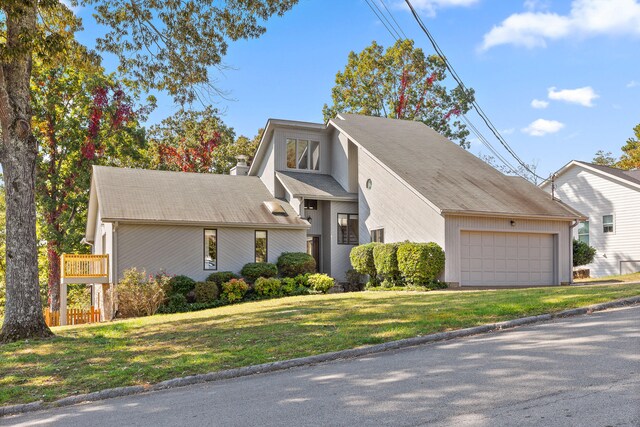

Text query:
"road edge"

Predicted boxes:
[[3, 295, 639, 417]]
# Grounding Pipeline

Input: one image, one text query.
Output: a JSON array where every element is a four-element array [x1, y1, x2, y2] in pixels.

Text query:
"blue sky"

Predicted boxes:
[[74, 0, 640, 178]]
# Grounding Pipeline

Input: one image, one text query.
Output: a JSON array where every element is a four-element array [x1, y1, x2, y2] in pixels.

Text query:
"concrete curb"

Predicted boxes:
[[2, 295, 639, 418]]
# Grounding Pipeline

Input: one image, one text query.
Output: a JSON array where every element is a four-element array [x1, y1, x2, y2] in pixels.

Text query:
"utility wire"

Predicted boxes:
[[379, 0, 408, 39], [364, 0, 399, 41]]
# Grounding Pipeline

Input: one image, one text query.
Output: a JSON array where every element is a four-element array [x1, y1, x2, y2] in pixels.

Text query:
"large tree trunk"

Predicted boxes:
[[47, 243, 61, 311], [0, 0, 53, 342]]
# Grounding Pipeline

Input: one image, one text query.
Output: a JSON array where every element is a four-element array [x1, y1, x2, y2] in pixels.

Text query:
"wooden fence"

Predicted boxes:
[[44, 307, 101, 327]]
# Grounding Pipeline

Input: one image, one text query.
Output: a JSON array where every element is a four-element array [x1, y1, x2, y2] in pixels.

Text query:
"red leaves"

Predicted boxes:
[[396, 68, 409, 119], [157, 130, 221, 173]]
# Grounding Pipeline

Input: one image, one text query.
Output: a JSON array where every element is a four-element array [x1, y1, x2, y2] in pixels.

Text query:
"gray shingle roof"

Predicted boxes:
[[574, 161, 640, 187], [92, 166, 309, 228], [331, 114, 582, 219], [276, 171, 357, 201]]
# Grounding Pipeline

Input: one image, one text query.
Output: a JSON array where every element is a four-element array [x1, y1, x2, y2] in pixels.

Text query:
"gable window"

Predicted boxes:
[[337, 213, 359, 245], [577, 221, 589, 246], [286, 138, 320, 171], [304, 199, 318, 210], [371, 228, 384, 243], [204, 229, 217, 270], [255, 230, 268, 263], [603, 215, 614, 233]]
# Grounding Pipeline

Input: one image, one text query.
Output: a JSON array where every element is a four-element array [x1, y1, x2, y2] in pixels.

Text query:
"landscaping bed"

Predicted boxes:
[[1, 283, 640, 406]]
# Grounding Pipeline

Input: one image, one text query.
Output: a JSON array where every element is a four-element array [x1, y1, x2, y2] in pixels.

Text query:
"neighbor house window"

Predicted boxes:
[[603, 215, 614, 233], [337, 214, 359, 245], [371, 228, 384, 243], [204, 229, 217, 270], [304, 199, 318, 210], [286, 138, 320, 171], [577, 221, 589, 246], [255, 230, 268, 263]]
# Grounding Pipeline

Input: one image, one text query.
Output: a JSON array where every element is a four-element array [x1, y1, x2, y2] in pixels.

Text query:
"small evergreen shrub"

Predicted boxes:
[[397, 242, 445, 286], [221, 278, 249, 303], [277, 252, 316, 277], [241, 262, 278, 283], [194, 281, 219, 303], [281, 275, 310, 296], [206, 271, 239, 286], [343, 269, 365, 292], [573, 239, 596, 267], [254, 277, 283, 298], [168, 275, 196, 297], [116, 268, 165, 318], [350, 243, 380, 286], [373, 243, 402, 287], [162, 293, 189, 313], [307, 273, 335, 293]]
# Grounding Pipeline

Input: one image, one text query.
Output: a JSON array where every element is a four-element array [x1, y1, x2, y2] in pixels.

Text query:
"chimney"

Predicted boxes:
[[230, 155, 250, 176]]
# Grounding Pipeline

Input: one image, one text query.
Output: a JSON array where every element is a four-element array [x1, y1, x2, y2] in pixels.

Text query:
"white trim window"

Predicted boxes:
[[204, 229, 217, 270], [602, 215, 614, 233], [286, 138, 320, 170], [577, 221, 589, 245]]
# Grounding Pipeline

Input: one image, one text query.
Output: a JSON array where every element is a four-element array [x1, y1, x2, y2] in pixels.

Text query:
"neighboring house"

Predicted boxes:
[[85, 113, 584, 312], [540, 160, 640, 277]]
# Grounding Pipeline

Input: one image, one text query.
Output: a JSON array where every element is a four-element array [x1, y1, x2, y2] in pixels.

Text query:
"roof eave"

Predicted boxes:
[[99, 218, 312, 230], [441, 210, 586, 221]]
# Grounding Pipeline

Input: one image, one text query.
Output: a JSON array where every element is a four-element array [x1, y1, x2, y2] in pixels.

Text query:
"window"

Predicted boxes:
[[286, 138, 320, 171], [337, 213, 359, 245], [371, 228, 384, 243], [255, 230, 268, 263], [577, 221, 589, 246], [304, 199, 318, 210], [603, 215, 614, 233], [204, 229, 217, 270]]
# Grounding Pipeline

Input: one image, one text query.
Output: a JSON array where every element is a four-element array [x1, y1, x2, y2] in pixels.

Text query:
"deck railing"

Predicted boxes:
[[44, 307, 101, 327], [61, 254, 109, 280]]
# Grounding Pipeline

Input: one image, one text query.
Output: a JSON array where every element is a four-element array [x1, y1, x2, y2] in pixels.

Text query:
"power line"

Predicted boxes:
[[379, 0, 408, 39], [364, 0, 399, 41]]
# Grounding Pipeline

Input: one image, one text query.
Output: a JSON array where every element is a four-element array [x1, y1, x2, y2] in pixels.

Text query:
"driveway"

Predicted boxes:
[[3, 306, 640, 427]]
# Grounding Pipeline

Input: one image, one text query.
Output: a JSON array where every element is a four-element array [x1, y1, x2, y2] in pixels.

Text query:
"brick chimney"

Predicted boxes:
[[230, 155, 250, 176]]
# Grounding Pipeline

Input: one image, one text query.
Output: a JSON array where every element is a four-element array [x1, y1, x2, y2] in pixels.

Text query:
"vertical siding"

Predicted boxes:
[[331, 131, 351, 192], [321, 201, 332, 275], [273, 127, 330, 174], [444, 216, 572, 285], [548, 166, 640, 277], [257, 135, 276, 195], [328, 200, 358, 281], [305, 200, 324, 235]]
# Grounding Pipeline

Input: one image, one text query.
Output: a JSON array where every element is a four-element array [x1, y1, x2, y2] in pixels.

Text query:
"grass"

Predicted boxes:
[[575, 271, 640, 284], [2, 283, 640, 406]]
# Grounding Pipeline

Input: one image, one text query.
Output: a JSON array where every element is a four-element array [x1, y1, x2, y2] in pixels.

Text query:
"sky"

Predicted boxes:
[[72, 0, 640, 178]]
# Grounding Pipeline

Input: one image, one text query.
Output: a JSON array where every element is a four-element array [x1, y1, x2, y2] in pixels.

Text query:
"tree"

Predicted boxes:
[[323, 39, 475, 147], [617, 123, 640, 170], [573, 239, 596, 267], [0, 179, 5, 318], [0, 0, 298, 342], [592, 150, 617, 166], [479, 154, 540, 184]]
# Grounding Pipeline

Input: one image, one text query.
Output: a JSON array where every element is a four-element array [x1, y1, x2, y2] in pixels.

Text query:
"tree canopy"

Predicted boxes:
[[592, 123, 640, 170], [323, 39, 475, 147]]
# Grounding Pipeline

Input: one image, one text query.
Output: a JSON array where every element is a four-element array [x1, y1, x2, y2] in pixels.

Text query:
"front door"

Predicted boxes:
[[306, 235, 320, 272]]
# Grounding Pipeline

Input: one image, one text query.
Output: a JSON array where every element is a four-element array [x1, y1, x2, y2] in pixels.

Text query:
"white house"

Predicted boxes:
[[84, 113, 584, 313], [540, 160, 640, 277]]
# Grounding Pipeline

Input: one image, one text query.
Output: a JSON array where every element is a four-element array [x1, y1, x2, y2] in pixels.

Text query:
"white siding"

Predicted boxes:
[[273, 127, 330, 174], [331, 131, 351, 192], [549, 165, 640, 277], [116, 224, 306, 281], [257, 135, 276, 195], [358, 148, 445, 245], [328, 200, 358, 281], [305, 200, 324, 236], [445, 216, 572, 285]]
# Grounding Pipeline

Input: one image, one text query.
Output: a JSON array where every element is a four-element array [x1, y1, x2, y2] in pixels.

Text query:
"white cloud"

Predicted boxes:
[[481, 0, 640, 51], [522, 119, 564, 136], [547, 86, 598, 107], [531, 99, 549, 109], [627, 80, 639, 88], [397, 0, 479, 17]]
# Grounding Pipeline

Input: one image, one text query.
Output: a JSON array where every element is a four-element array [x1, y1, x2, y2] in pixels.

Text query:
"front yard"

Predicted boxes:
[[2, 283, 640, 407]]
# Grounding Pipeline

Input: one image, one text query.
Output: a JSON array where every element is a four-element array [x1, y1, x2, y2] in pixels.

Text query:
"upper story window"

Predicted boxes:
[[577, 221, 589, 246], [337, 213, 359, 245], [371, 228, 384, 243], [603, 215, 614, 233], [287, 138, 320, 170], [204, 229, 217, 270], [304, 199, 318, 210]]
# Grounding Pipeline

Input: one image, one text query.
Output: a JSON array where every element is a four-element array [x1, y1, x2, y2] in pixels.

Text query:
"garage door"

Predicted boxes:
[[460, 231, 555, 286]]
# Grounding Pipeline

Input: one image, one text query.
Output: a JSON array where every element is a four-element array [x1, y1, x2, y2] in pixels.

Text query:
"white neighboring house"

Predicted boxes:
[[540, 160, 640, 277], [82, 113, 585, 316]]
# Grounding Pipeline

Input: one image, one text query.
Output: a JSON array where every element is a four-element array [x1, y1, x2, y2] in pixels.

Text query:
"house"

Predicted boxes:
[[540, 160, 640, 277], [83, 113, 584, 314]]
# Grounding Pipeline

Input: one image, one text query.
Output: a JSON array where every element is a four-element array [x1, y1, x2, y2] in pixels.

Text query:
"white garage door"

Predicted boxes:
[[461, 231, 555, 286]]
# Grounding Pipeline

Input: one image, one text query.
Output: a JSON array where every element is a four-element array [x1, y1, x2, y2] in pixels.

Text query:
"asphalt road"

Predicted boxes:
[[3, 306, 640, 427]]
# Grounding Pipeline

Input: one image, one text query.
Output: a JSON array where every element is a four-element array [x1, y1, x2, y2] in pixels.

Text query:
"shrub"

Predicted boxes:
[[373, 243, 402, 287], [343, 269, 365, 292], [307, 273, 335, 293], [206, 271, 239, 286], [168, 275, 196, 297], [254, 277, 283, 298], [573, 239, 596, 267], [281, 274, 310, 296], [241, 262, 278, 283], [350, 243, 380, 286], [397, 242, 445, 286], [277, 252, 316, 277], [221, 278, 249, 303], [194, 281, 220, 303], [116, 268, 165, 318], [161, 293, 189, 313]]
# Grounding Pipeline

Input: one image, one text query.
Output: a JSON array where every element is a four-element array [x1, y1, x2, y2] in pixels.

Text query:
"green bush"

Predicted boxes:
[[206, 271, 239, 286], [116, 268, 165, 318], [168, 275, 196, 297], [281, 275, 310, 296], [277, 252, 316, 277], [194, 281, 219, 303], [373, 243, 402, 287], [162, 293, 189, 313], [343, 269, 365, 292], [254, 277, 283, 298], [307, 273, 335, 293], [573, 239, 596, 267], [397, 242, 445, 286], [240, 262, 278, 283], [221, 278, 249, 303], [350, 243, 380, 286]]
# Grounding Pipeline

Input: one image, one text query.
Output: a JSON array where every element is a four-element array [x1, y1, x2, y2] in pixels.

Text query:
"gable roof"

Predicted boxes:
[[276, 171, 357, 201], [541, 160, 640, 190], [86, 166, 309, 240], [330, 114, 583, 220]]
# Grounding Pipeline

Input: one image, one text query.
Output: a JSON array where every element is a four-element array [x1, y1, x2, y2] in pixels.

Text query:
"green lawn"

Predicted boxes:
[[575, 271, 640, 284], [2, 283, 640, 406]]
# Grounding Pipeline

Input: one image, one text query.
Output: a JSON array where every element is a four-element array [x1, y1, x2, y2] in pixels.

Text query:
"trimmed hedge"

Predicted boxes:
[[194, 281, 219, 303], [307, 273, 335, 293], [221, 278, 249, 303], [254, 277, 283, 298], [350, 243, 380, 286], [281, 275, 310, 296], [277, 252, 316, 277], [240, 262, 278, 283], [373, 243, 401, 287], [397, 242, 445, 285], [168, 275, 196, 297]]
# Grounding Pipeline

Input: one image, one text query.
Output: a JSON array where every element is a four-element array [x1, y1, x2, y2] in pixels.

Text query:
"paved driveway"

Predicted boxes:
[[3, 306, 640, 427]]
